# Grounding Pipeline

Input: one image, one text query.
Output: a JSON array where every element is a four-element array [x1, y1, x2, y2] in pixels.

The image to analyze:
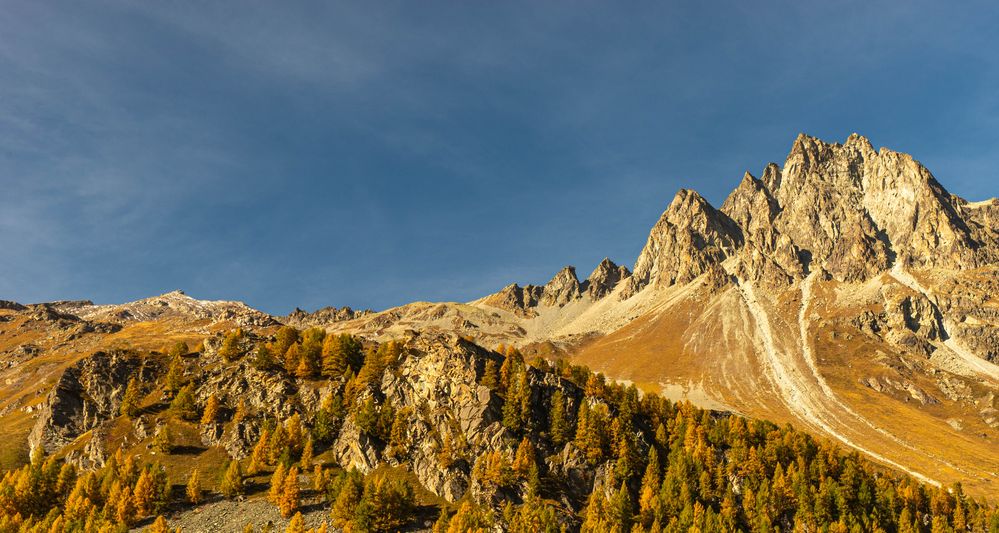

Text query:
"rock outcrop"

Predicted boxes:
[[626, 189, 742, 296], [584, 259, 631, 300], [284, 306, 373, 328], [28, 350, 155, 454], [0, 300, 26, 311], [479, 284, 544, 317], [539, 267, 582, 307]]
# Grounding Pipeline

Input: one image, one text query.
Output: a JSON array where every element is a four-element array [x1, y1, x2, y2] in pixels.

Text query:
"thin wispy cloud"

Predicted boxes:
[[1, 1, 997, 312]]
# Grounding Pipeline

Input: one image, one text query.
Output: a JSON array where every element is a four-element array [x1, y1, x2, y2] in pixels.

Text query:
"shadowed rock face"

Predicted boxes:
[[29, 350, 154, 455]]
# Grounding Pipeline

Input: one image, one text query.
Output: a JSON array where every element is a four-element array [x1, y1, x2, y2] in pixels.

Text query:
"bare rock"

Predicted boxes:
[[284, 306, 373, 328], [584, 258, 631, 300], [626, 189, 742, 296], [479, 284, 543, 318], [540, 267, 582, 307], [333, 417, 380, 474], [28, 350, 153, 454]]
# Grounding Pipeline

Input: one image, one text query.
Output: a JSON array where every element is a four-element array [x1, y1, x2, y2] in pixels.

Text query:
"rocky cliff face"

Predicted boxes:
[[29, 350, 156, 455], [585, 258, 631, 300], [626, 189, 742, 296], [24, 331, 599, 516]]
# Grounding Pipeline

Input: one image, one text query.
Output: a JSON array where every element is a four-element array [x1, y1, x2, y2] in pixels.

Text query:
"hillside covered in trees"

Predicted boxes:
[[2, 326, 997, 532]]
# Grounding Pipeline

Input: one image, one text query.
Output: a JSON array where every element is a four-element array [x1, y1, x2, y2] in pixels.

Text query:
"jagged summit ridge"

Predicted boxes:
[[627, 133, 999, 294], [477, 258, 632, 316]]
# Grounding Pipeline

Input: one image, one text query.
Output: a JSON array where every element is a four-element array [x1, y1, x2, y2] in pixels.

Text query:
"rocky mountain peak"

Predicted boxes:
[[479, 283, 543, 317], [540, 266, 582, 307], [619, 132, 999, 297], [844, 132, 875, 153], [772, 133, 991, 278], [585, 258, 630, 300], [60, 290, 280, 328], [761, 162, 782, 191], [721, 171, 779, 244], [626, 189, 742, 296]]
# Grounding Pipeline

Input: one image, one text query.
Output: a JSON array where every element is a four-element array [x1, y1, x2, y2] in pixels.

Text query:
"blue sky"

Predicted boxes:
[[2, 1, 998, 313]]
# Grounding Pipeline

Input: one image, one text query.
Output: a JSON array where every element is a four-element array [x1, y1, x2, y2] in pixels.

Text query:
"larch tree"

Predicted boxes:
[[153, 425, 172, 454], [201, 394, 221, 425], [272, 326, 299, 360], [115, 488, 136, 526], [148, 515, 170, 533], [170, 384, 198, 421], [300, 437, 314, 470], [480, 360, 499, 390], [186, 469, 202, 505], [299, 327, 325, 377], [254, 344, 277, 371], [548, 389, 570, 446], [164, 355, 186, 395], [268, 423, 289, 465], [279, 466, 301, 518], [168, 340, 189, 358], [312, 464, 326, 492], [268, 463, 288, 504], [218, 329, 244, 361], [322, 334, 363, 378], [295, 356, 312, 379], [285, 512, 305, 533], [120, 377, 142, 419], [233, 398, 249, 423], [220, 460, 245, 498], [284, 343, 302, 375], [248, 428, 271, 474], [133, 468, 155, 517]]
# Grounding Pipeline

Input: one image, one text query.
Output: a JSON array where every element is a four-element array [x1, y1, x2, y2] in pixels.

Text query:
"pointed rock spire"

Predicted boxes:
[[625, 189, 742, 297], [480, 283, 543, 317], [585, 258, 631, 300], [540, 266, 582, 307], [721, 171, 779, 244]]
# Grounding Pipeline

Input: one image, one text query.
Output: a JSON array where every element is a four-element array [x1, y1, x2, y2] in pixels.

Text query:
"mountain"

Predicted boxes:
[[1, 133, 998, 530], [320, 133, 999, 496]]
